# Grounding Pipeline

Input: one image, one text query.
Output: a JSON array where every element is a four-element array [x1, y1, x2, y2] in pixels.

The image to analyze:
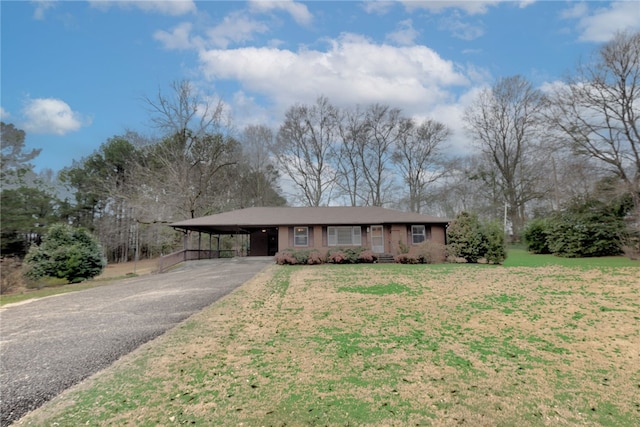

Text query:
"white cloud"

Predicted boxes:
[[0, 107, 11, 120], [560, 3, 589, 20], [88, 0, 196, 16], [154, 22, 203, 50], [563, 1, 640, 42], [198, 33, 469, 122], [206, 11, 270, 48], [155, 12, 274, 51], [229, 91, 273, 129], [386, 19, 419, 46], [439, 14, 485, 40], [22, 98, 89, 135], [401, 1, 500, 15], [248, 0, 313, 26], [362, 1, 396, 15], [518, 0, 536, 8], [32, 0, 55, 20]]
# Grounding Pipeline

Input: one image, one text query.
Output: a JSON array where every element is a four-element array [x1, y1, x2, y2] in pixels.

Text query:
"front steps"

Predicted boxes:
[[376, 253, 395, 263]]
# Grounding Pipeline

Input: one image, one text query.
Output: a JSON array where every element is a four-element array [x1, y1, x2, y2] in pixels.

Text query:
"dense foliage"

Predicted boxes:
[[23, 224, 106, 283], [447, 212, 506, 264], [522, 218, 551, 254], [1, 187, 57, 257], [524, 198, 627, 258]]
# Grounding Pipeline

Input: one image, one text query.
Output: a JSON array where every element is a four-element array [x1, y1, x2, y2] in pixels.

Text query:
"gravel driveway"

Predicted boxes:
[[0, 257, 271, 426]]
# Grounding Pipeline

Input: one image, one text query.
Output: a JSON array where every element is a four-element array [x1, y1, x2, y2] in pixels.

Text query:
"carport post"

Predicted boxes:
[[209, 233, 213, 259], [183, 231, 188, 261]]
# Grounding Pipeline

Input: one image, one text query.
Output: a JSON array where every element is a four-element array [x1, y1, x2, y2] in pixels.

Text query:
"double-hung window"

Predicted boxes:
[[294, 227, 309, 247], [411, 225, 426, 244], [328, 226, 362, 246]]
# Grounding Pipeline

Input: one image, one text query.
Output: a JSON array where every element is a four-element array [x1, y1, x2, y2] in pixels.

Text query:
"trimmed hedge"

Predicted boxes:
[[274, 247, 378, 265]]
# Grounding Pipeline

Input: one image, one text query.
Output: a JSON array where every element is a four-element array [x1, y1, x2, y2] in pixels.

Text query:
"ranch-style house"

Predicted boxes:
[[169, 206, 450, 258]]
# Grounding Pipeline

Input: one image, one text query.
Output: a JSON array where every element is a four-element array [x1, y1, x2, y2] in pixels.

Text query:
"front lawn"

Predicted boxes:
[[18, 258, 640, 426]]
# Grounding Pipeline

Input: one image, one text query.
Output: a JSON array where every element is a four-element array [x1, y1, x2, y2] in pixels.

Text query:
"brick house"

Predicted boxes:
[[170, 206, 450, 258]]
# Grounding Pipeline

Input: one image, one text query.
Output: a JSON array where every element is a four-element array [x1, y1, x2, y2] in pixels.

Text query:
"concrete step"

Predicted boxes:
[[376, 253, 395, 263]]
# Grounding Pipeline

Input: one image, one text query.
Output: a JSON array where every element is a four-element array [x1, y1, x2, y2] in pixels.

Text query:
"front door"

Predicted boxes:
[[371, 225, 384, 253], [267, 229, 278, 256]]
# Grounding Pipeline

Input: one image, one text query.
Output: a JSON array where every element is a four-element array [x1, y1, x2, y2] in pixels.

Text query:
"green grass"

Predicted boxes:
[[504, 248, 639, 268]]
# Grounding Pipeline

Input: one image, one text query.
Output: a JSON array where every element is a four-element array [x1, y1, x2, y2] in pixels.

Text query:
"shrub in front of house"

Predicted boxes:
[[307, 250, 325, 265], [415, 241, 447, 263], [357, 250, 377, 263], [327, 247, 371, 264], [394, 253, 419, 264], [274, 250, 298, 265], [327, 249, 347, 264], [292, 249, 310, 264], [275, 249, 326, 265], [344, 247, 363, 263]]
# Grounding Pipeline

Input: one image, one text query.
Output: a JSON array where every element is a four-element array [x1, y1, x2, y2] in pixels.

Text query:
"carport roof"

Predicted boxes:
[[170, 206, 450, 234]]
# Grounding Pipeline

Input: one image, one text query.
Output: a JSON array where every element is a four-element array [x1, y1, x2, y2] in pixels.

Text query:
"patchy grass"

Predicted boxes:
[[17, 260, 640, 426], [0, 258, 157, 306], [1, 280, 115, 306]]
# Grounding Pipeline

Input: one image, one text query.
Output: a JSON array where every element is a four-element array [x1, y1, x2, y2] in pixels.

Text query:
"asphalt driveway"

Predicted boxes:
[[0, 257, 271, 426]]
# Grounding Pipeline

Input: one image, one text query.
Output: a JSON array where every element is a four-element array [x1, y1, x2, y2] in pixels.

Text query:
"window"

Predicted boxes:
[[294, 227, 309, 247], [412, 225, 426, 244], [328, 226, 362, 246]]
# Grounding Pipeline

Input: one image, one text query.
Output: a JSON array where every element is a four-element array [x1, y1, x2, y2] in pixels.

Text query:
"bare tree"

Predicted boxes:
[[463, 75, 548, 240], [545, 31, 640, 218], [393, 118, 450, 212], [334, 106, 368, 206], [236, 125, 286, 207], [273, 96, 338, 206], [360, 104, 401, 206], [147, 132, 238, 218], [143, 80, 237, 219], [144, 80, 226, 140], [426, 155, 503, 220]]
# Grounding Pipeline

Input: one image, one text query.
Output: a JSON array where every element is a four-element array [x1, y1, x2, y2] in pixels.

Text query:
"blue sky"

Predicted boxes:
[[2, 0, 639, 173]]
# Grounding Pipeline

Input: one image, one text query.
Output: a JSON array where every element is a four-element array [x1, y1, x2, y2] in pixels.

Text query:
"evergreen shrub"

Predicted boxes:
[[523, 218, 551, 254], [447, 212, 506, 264], [23, 224, 106, 284]]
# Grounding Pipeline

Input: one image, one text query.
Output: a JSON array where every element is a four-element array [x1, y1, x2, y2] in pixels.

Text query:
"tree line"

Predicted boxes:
[[1, 31, 638, 263]]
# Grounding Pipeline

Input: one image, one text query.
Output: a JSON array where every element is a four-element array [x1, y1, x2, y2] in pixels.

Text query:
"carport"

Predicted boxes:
[[160, 223, 277, 272], [161, 211, 281, 272], [170, 222, 279, 257]]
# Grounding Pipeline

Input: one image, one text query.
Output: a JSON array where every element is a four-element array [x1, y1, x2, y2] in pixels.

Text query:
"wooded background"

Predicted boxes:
[[2, 31, 638, 263]]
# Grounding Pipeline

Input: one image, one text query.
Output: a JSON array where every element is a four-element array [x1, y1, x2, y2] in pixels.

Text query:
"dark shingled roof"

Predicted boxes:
[[170, 206, 450, 233]]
